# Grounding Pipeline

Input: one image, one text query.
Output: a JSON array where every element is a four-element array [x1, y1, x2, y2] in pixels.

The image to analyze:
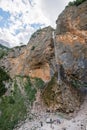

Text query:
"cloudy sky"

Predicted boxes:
[[0, 0, 73, 47]]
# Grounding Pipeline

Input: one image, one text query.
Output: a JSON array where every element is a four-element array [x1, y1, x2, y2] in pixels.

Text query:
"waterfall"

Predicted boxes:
[[52, 31, 61, 84], [52, 32, 57, 62]]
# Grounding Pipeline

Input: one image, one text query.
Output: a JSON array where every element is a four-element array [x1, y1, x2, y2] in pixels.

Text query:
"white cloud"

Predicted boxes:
[[0, 0, 73, 47], [35, 0, 74, 27]]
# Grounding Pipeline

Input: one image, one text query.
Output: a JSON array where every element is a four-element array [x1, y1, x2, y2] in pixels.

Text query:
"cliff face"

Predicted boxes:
[[56, 1, 87, 33], [55, 1, 87, 84], [0, 1, 87, 113], [0, 27, 54, 82], [42, 1, 87, 113]]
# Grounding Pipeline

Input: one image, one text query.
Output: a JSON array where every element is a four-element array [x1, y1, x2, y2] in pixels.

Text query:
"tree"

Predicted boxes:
[[0, 68, 10, 96], [67, 0, 86, 7]]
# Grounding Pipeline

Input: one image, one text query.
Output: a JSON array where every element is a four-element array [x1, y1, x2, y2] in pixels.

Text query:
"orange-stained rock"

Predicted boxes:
[[55, 0, 87, 83], [0, 26, 54, 82], [29, 63, 51, 82]]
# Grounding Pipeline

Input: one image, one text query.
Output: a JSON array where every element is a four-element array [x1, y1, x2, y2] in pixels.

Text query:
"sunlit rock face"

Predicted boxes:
[[42, 1, 87, 113], [55, 1, 87, 84], [0, 26, 54, 82], [26, 26, 54, 82]]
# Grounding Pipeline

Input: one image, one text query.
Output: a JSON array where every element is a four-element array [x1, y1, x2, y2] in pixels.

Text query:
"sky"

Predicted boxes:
[[0, 0, 73, 47]]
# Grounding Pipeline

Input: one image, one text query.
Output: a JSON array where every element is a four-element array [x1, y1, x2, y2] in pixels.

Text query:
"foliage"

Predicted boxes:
[[8, 96, 15, 104], [69, 71, 87, 88], [42, 77, 56, 107], [24, 77, 44, 104], [67, 0, 86, 7], [0, 68, 10, 96], [0, 75, 45, 130], [0, 44, 9, 50], [0, 44, 9, 59], [31, 46, 35, 50], [71, 80, 87, 88], [24, 77, 37, 105], [30, 28, 41, 39], [34, 77, 45, 89], [0, 50, 8, 59], [0, 82, 27, 130]]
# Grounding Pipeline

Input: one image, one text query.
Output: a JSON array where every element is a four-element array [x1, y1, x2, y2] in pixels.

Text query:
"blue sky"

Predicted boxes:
[[0, 0, 73, 47], [0, 8, 10, 28]]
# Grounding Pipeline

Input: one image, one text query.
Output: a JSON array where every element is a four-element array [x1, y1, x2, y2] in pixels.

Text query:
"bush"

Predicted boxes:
[[0, 45, 9, 59], [9, 96, 15, 104], [71, 80, 87, 88], [0, 68, 10, 96], [0, 82, 27, 130], [24, 77, 37, 105], [31, 46, 35, 50], [67, 0, 86, 7], [34, 77, 45, 89]]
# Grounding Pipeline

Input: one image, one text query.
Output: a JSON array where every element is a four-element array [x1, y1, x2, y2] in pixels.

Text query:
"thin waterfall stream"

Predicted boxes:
[[52, 31, 61, 84]]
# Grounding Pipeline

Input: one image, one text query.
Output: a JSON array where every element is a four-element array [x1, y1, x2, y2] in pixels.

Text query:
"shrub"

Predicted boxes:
[[24, 77, 37, 105], [0, 68, 10, 96], [71, 80, 87, 88], [0, 82, 27, 130], [0, 50, 7, 59], [31, 46, 35, 50], [34, 77, 45, 89], [9, 96, 15, 104], [67, 0, 86, 7]]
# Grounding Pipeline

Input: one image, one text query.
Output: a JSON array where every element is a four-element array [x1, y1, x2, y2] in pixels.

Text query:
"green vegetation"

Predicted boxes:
[[34, 77, 45, 89], [71, 80, 87, 88], [24, 77, 37, 105], [31, 28, 41, 38], [0, 44, 9, 50], [0, 44, 9, 59], [12, 45, 26, 49], [67, 0, 86, 6], [70, 72, 87, 88], [0, 49, 8, 59], [31, 46, 35, 50], [42, 77, 56, 107], [24, 77, 45, 104], [0, 75, 45, 130], [0, 81, 27, 130], [0, 68, 10, 96]]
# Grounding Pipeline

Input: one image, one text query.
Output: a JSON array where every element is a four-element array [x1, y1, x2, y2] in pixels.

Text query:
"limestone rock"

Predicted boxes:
[[42, 76, 81, 113], [55, 1, 87, 85], [0, 26, 54, 82]]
